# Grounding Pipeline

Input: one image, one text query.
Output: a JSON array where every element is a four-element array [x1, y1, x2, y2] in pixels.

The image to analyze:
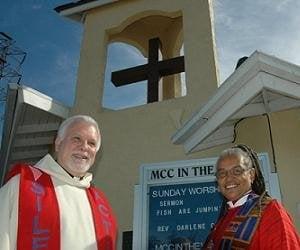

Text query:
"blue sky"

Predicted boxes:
[[1, 0, 300, 112]]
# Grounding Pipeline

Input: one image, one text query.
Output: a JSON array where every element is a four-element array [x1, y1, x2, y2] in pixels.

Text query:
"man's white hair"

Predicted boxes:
[[57, 115, 101, 151]]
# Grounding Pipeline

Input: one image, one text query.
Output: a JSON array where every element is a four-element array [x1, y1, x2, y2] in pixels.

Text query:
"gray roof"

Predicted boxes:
[[172, 51, 300, 153], [0, 84, 70, 185]]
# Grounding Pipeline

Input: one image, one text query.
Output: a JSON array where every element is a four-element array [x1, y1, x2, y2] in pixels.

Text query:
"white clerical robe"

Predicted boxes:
[[0, 154, 100, 250]]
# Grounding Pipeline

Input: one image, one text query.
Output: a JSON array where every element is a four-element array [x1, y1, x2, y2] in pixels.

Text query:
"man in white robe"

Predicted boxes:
[[0, 115, 117, 250]]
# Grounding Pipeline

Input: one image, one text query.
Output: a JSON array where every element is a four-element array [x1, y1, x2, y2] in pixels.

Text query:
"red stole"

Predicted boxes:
[[203, 193, 272, 249], [5, 163, 117, 250], [218, 193, 271, 249]]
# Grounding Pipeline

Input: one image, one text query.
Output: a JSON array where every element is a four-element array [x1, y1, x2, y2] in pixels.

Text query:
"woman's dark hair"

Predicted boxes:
[[232, 144, 266, 195]]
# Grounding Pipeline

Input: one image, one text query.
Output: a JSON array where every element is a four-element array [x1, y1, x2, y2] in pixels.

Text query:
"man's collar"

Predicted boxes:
[[227, 190, 252, 208]]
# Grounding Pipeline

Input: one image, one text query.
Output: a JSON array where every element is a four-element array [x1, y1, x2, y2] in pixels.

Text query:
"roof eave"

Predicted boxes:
[[54, 0, 119, 22], [172, 51, 300, 154]]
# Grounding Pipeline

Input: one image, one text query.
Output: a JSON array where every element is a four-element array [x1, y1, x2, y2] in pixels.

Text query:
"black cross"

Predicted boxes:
[[111, 37, 185, 103]]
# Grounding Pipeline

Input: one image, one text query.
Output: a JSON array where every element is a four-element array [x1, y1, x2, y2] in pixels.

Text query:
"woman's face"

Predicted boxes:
[[216, 156, 255, 202]]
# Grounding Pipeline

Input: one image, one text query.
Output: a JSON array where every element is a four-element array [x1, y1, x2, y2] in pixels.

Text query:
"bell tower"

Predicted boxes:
[[55, 0, 219, 114]]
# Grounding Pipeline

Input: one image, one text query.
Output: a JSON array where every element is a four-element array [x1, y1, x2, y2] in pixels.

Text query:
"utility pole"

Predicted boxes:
[[0, 32, 26, 120]]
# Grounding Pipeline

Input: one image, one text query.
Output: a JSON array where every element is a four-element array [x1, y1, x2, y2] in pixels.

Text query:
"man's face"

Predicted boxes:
[[216, 156, 254, 202], [55, 121, 100, 177]]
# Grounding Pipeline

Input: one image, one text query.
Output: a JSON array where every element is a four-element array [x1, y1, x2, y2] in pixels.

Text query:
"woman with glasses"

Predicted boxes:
[[203, 144, 300, 249]]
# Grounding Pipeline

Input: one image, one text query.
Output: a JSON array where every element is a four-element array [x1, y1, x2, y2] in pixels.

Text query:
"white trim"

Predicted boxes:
[[172, 51, 300, 153], [17, 84, 69, 119]]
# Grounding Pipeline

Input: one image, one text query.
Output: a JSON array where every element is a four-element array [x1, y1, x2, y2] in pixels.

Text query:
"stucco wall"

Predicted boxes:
[[235, 109, 300, 230], [70, 0, 299, 247], [92, 106, 300, 236]]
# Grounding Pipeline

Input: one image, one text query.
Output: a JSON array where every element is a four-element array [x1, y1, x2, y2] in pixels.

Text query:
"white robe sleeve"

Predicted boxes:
[[0, 175, 20, 250]]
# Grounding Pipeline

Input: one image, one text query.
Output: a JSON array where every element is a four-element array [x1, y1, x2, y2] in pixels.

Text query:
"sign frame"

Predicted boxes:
[[133, 153, 281, 250]]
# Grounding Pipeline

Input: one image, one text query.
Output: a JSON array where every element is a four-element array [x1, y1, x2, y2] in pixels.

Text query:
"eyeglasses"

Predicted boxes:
[[215, 165, 252, 179]]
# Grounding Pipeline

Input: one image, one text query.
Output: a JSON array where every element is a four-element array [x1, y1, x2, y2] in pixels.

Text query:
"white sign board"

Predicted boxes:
[[133, 153, 281, 250]]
